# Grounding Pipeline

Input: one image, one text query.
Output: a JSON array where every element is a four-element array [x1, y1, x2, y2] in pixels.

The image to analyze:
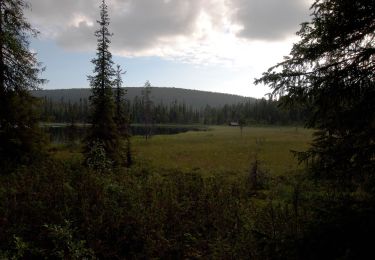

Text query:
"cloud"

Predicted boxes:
[[27, 0, 96, 38], [229, 0, 311, 40], [56, 21, 95, 51], [27, 0, 206, 52], [27, 0, 312, 65], [111, 0, 202, 51]]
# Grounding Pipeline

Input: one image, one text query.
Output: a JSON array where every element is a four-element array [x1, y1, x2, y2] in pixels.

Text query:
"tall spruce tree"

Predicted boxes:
[[141, 80, 153, 140], [0, 0, 46, 168], [85, 0, 120, 166], [114, 64, 132, 167], [114, 65, 128, 135], [256, 0, 375, 186]]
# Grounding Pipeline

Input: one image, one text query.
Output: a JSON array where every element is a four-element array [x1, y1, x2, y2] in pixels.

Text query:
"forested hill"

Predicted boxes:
[[32, 87, 255, 108]]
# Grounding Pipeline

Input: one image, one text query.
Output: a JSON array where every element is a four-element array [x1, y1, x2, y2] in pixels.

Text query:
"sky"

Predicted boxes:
[[27, 0, 312, 98]]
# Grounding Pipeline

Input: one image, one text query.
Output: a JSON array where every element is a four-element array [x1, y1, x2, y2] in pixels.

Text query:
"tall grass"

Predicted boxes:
[[133, 126, 313, 176]]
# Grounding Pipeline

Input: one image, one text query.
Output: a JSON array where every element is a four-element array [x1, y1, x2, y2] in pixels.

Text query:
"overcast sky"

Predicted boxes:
[[27, 0, 312, 98]]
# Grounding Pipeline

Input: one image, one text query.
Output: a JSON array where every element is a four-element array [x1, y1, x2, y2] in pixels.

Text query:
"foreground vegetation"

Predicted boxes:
[[2, 126, 374, 258], [1, 145, 374, 258]]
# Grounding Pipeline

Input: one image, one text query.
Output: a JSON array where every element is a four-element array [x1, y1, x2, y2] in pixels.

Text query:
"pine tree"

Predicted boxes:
[[141, 81, 153, 140], [114, 64, 132, 167], [114, 65, 128, 135], [256, 0, 375, 185], [85, 0, 120, 166], [0, 0, 46, 168]]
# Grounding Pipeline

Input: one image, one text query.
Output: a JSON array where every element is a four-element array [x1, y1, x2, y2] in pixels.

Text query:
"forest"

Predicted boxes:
[[32, 87, 254, 108], [37, 91, 306, 126], [0, 0, 374, 259]]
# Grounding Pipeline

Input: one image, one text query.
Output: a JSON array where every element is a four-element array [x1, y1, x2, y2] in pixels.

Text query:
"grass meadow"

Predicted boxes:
[[50, 125, 314, 177], [132, 126, 314, 176]]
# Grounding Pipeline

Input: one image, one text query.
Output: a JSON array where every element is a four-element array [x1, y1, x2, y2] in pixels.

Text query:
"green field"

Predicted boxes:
[[132, 126, 314, 176]]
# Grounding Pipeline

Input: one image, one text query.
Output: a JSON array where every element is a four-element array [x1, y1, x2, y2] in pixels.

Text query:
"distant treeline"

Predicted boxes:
[[32, 87, 253, 108], [39, 95, 307, 125]]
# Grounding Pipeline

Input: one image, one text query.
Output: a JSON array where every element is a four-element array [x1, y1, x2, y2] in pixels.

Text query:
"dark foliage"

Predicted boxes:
[[141, 81, 153, 140], [85, 0, 120, 166], [0, 159, 294, 259], [0, 0, 46, 169], [39, 95, 307, 126], [254, 0, 375, 258], [256, 0, 375, 185], [114, 64, 132, 167], [113, 65, 129, 137], [2, 157, 373, 259]]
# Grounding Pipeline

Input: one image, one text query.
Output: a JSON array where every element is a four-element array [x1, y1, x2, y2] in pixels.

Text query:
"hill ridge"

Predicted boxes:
[[32, 87, 256, 108]]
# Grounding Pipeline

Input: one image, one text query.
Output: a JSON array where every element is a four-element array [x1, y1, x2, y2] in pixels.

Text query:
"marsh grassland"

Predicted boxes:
[[133, 126, 313, 176]]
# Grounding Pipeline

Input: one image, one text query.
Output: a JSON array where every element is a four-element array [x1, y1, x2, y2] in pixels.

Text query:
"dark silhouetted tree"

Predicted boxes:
[[256, 0, 375, 185], [141, 80, 153, 140], [85, 0, 120, 167], [114, 64, 132, 167], [0, 0, 46, 168], [114, 65, 127, 135]]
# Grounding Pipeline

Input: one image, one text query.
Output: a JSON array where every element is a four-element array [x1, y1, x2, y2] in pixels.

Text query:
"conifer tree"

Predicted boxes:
[[0, 0, 46, 168], [114, 65, 128, 135], [85, 0, 120, 166], [114, 64, 132, 167], [141, 81, 153, 140], [256, 0, 375, 184]]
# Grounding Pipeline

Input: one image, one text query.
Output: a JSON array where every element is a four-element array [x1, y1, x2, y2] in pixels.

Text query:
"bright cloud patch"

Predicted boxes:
[[27, 0, 311, 64]]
